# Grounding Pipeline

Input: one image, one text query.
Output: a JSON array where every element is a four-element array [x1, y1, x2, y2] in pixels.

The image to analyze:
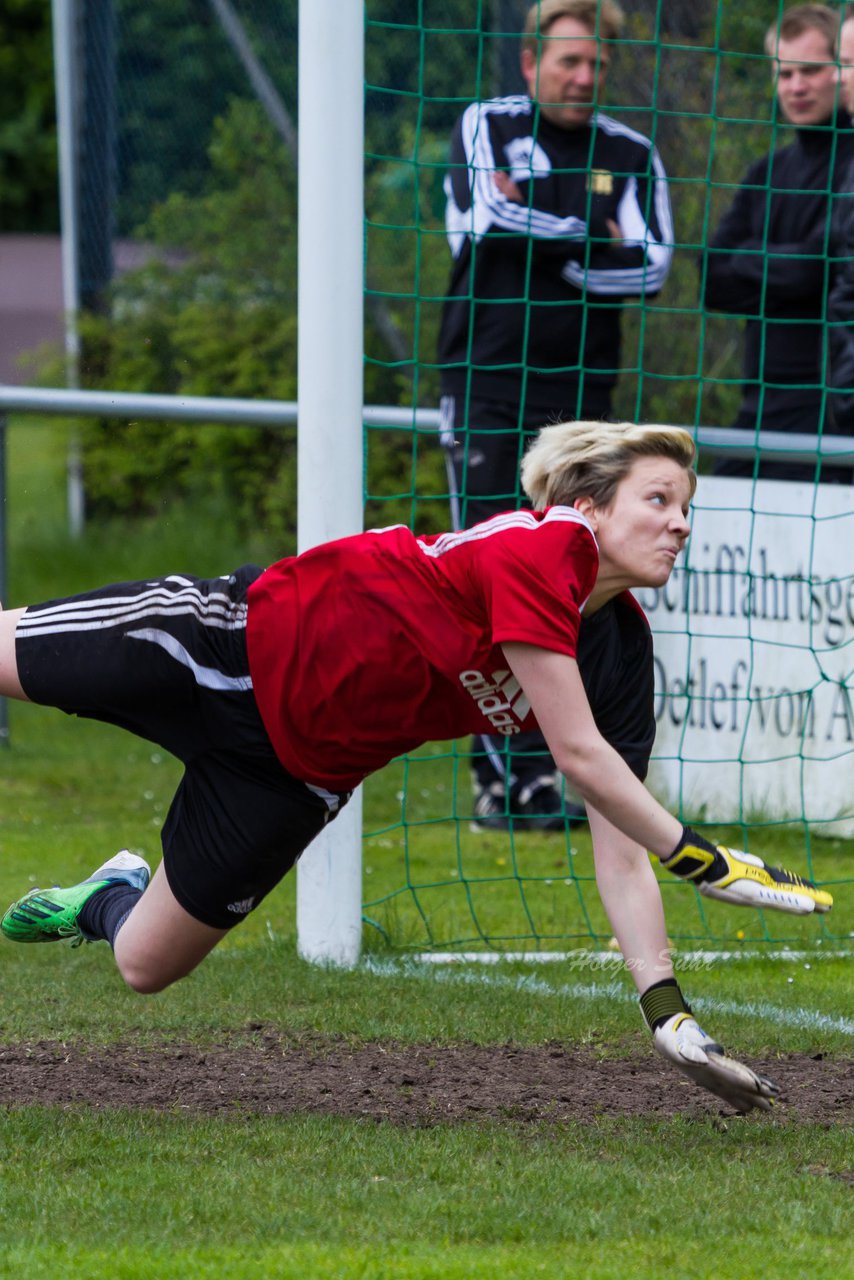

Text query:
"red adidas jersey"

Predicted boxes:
[[245, 508, 599, 790]]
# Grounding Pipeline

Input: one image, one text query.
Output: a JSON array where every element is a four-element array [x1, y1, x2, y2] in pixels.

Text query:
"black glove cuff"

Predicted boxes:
[[671, 825, 717, 859], [639, 978, 691, 1032], [661, 825, 720, 878]]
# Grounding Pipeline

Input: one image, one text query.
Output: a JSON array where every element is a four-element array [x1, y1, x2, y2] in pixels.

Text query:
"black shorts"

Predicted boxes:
[[15, 566, 350, 929]]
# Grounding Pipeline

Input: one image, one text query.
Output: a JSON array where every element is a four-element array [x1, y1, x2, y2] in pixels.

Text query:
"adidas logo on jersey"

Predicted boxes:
[[459, 668, 531, 736]]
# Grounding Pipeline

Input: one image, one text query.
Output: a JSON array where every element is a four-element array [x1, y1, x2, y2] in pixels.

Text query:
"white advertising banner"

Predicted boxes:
[[636, 477, 854, 836]]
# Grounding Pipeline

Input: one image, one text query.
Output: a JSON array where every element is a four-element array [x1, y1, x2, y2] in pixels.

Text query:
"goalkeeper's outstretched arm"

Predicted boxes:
[[588, 805, 779, 1113], [503, 642, 832, 916], [587, 806, 672, 991]]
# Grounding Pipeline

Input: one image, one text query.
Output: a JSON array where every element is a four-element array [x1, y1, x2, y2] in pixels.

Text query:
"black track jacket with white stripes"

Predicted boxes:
[[437, 97, 673, 411]]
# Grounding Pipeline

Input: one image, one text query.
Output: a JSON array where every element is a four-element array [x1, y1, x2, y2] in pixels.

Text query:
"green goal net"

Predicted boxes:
[[359, 0, 853, 953]]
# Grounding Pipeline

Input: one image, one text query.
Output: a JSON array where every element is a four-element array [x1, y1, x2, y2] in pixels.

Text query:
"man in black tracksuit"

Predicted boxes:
[[701, 3, 854, 483], [436, 0, 673, 830]]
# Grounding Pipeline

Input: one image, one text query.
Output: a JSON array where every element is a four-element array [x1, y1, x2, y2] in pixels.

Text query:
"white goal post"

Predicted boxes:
[[295, 0, 365, 968]]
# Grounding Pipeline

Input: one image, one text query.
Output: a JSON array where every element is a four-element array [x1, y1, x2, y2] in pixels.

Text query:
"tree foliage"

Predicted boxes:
[[77, 95, 447, 539], [114, 0, 295, 233], [0, 0, 58, 230], [78, 99, 301, 541]]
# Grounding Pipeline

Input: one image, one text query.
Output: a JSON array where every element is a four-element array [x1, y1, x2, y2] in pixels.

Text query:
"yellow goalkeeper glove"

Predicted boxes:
[[660, 826, 833, 915]]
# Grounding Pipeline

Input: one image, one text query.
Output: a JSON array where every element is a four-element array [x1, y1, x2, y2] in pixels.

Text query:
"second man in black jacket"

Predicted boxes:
[[701, 3, 854, 482]]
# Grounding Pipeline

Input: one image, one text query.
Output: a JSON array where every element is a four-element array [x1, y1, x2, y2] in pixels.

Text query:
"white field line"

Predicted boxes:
[[413, 949, 853, 965], [362, 956, 854, 1036]]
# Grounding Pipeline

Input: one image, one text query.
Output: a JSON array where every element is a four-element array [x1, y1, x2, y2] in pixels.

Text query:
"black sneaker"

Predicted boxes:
[[514, 781, 587, 831], [470, 785, 511, 832]]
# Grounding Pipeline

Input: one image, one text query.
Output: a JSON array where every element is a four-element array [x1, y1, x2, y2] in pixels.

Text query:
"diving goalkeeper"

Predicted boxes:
[[0, 421, 832, 1113]]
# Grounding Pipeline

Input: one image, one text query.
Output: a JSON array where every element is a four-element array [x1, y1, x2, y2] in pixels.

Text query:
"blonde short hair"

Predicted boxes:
[[520, 420, 697, 511]]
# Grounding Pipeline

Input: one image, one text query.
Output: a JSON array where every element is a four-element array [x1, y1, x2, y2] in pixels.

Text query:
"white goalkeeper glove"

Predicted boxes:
[[659, 826, 833, 915], [640, 979, 778, 1113]]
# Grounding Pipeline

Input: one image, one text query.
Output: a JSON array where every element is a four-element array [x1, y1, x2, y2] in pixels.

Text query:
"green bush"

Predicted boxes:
[[76, 99, 298, 540], [76, 95, 450, 541]]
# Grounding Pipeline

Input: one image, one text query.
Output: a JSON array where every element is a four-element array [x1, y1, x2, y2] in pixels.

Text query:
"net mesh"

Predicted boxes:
[[359, 0, 853, 952]]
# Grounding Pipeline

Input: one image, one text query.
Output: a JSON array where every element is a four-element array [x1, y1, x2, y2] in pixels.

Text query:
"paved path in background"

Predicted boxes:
[[0, 235, 64, 384]]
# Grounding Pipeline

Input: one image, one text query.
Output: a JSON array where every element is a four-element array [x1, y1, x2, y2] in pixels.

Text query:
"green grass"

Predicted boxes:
[[0, 930, 850, 1054], [1, 417, 851, 1280], [0, 1112, 851, 1279]]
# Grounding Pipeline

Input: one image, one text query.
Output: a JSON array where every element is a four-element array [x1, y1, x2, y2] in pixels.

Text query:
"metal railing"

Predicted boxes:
[[5, 383, 854, 457]]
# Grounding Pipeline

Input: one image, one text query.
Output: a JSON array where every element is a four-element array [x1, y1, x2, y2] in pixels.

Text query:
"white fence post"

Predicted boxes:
[[295, 0, 365, 967], [50, 0, 86, 537]]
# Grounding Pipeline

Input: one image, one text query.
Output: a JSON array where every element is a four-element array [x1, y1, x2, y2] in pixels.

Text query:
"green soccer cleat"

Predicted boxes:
[[1, 850, 150, 945]]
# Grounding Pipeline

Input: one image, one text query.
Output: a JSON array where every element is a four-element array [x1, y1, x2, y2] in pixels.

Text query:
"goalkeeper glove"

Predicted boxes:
[[640, 979, 778, 1113], [659, 826, 833, 915]]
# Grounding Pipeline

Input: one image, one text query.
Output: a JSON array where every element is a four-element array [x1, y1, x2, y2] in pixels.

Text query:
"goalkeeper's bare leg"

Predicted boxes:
[[110, 864, 229, 992], [1, 605, 228, 988], [1, 590, 264, 997]]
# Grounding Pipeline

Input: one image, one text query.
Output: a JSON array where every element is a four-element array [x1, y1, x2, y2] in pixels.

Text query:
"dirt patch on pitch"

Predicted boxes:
[[0, 1034, 850, 1123]]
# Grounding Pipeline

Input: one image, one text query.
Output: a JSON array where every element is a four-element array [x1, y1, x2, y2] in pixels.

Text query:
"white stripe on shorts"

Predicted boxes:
[[18, 585, 246, 637], [127, 627, 253, 693], [305, 781, 344, 812]]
